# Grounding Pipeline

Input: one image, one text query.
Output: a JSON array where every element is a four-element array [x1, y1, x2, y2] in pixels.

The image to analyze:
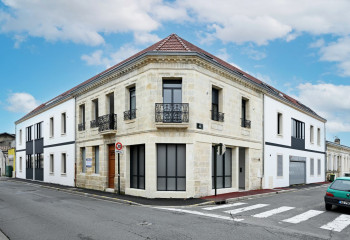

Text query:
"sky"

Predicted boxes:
[[0, 0, 350, 145]]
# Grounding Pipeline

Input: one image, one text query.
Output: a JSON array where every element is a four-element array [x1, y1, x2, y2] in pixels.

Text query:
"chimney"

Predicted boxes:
[[335, 137, 340, 144]]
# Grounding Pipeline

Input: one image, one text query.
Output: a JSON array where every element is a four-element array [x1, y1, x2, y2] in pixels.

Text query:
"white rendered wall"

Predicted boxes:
[[15, 98, 75, 186], [263, 95, 326, 188]]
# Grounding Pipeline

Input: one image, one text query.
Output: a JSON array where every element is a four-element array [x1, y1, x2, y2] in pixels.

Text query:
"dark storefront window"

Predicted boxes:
[[130, 145, 145, 189], [157, 144, 186, 191]]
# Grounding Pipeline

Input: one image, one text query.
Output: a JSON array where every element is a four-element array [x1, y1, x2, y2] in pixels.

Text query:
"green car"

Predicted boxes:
[[324, 177, 350, 210]]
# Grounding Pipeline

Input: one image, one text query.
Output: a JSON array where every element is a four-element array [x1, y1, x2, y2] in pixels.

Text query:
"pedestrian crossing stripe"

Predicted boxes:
[[224, 204, 269, 215], [156, 205, 350, 233], [202, 202, 246, 211], [157, 207, 244, 222], [282, 210, 324, 224], [252, 206, 295, 218], [320, 214, 350, 232]]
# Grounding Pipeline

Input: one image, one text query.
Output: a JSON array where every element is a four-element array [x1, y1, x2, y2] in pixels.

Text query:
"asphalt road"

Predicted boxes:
[[0, 180, 349, 240]]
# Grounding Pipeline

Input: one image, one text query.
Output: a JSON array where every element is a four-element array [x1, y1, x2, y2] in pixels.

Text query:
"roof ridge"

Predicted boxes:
[[173, 34, 190, 51], [155, 34, 173, 51]]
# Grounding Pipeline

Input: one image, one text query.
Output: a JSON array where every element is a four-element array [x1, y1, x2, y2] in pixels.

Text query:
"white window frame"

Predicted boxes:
[[50, 117, 54, 137], [50, 154, 54, 173], [310, 158, 314, 176], [61, 153, 66, 174], [310, 125, 314, 144], [277, 154, 283, 177], [61, 112, 66, 135]]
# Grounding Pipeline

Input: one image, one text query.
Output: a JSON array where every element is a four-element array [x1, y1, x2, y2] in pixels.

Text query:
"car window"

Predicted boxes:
[[330, 180, 350, 191]]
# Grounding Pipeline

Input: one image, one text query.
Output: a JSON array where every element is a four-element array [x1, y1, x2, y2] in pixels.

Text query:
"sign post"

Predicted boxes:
[[115, 142, 123, 194]]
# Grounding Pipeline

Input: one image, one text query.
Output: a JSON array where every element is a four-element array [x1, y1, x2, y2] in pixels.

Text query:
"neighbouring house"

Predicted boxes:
[[0, 132, 15, 176], [326, 138, 350, 179], [15, 98, 75, 186], [263, 95, 326, 188]]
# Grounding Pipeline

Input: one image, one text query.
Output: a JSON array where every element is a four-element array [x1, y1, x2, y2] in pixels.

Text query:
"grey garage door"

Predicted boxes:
[[289, 156, 306, 185]]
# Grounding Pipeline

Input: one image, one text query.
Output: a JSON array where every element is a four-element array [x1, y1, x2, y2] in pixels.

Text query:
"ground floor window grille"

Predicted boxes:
[[157, 144, 186, 191], [212, 147, 232, 189], [130, 145, 145, 189], [26, 155, 33, 169], [35, 153, 43, 168]]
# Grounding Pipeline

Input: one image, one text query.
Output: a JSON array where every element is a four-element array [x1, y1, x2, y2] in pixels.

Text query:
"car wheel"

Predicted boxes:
[[325, 203, 332, 210]]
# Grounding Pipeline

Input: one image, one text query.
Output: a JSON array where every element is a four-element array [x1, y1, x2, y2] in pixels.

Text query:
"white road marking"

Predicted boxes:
[[157, 207, 244, 222], [202, 202, 246, 211], [282, 210, 324, 224], [320, 214, 350, 232], [252, 206, 295, 218], [224, 204, 269, 215]]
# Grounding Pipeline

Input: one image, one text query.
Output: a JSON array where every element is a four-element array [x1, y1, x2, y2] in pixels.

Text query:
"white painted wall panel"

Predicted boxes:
[[15, 98, 75, 186]]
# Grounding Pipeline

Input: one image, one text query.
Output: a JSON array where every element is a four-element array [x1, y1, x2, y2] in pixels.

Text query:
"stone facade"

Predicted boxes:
[[75, 55, 263, 198], [326, 139, 350, 179]]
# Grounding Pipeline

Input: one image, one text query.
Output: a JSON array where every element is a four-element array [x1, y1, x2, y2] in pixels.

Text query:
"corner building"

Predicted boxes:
[[74, 34, 265, 198]]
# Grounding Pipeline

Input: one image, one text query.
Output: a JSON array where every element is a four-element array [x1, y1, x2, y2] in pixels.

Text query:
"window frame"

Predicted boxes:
[[277, 154, 283, 177], [61, 112, 67, 135], [94, 146, 99, 174], [292, 118, 305, 139], [130, 144, 145, 190], [50, 154, 54, 173], [212, 147, 232, 189], [50, 117, 54, 137], [157, 144, 186, 191], [277, 112, 283, 135], [310, 158, 314, 176]]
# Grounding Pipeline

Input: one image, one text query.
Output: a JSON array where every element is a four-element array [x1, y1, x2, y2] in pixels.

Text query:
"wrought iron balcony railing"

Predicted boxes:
[[155, 103, 189, 123], [211, 110, 224, 122], [124, 109, 137, 121], [97, 114, 117, 132], [241, 118, 251, 128], [90, 119, 98, 128], [78, 122, 85, 131]]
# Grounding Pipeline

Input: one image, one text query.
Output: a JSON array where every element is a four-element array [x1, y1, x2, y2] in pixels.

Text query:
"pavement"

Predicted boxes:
[[1, 177, 331, 206]]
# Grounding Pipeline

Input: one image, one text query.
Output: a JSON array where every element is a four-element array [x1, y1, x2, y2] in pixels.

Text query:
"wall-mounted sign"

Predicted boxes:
[[115, 142, 123, 154], [86, 158, 92, 167], [197, 123, 203, 130]]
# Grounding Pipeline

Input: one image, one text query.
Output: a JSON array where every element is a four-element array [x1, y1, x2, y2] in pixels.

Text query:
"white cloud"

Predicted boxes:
[[81, 44, 140, 68], [216, 48, 230, 61], [134, 32, 161, 45], [295, 83, 350, 133], [254, 73, 274, 85], [317, 37, 350, 76], [179, 0, 350, 45], [242, 46, 266, 60], [6, 92, 40, 113], [309, 39, 325, 48], [0, 0, 185, 46]]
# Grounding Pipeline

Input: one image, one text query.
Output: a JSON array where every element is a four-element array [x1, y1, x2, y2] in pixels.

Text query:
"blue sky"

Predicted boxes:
[[1, 0, 350, 145]]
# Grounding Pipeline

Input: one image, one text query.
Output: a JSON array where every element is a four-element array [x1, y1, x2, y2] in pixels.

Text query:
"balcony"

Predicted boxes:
[[97, 114, 117, 133], [90, 119, 98, 128], [155, 103, 189, 128], [78, 122, 85, 131], [124, 109, 137, 121], [241, 118, 251, 128], [211, 110, 224, 122]]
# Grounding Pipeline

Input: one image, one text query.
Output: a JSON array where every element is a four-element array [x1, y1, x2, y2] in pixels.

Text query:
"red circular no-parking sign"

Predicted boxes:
[[115, 142, 123, 150]]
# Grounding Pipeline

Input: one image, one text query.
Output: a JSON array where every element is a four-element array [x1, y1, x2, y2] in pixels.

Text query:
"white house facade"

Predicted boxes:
[[15, 98, 75, 186], [263, 95, 326, 189], [326, 139, 350, 179]]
